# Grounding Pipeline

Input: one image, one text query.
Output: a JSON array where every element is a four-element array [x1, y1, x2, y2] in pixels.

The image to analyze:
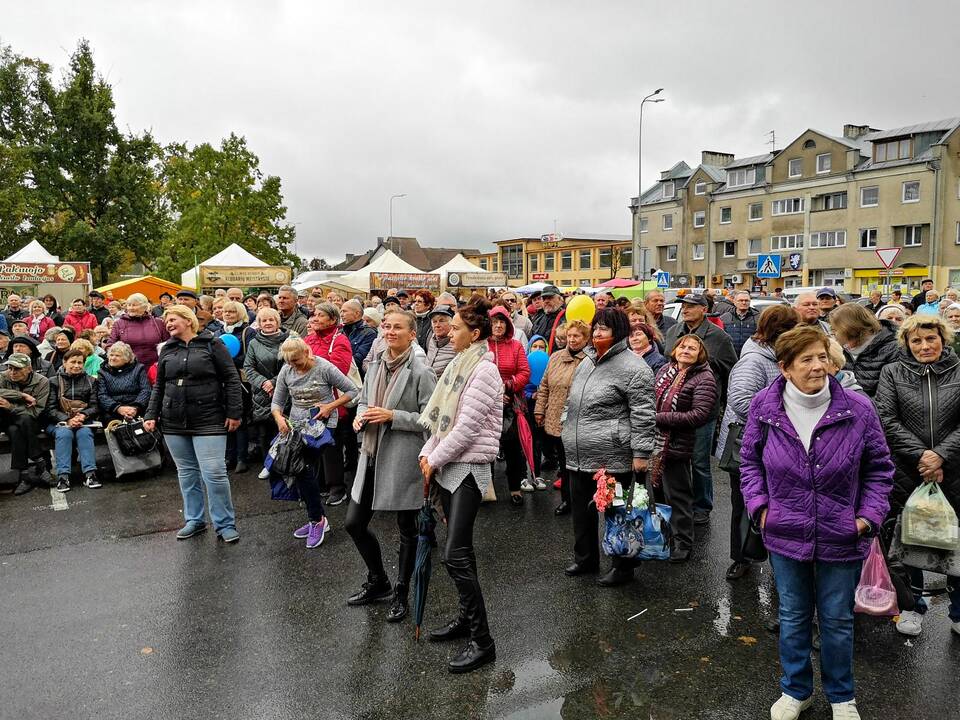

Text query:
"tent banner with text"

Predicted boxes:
[[199, 266, 293, 287], [0, 262, 90, 285], [370, 272, 441, 292]]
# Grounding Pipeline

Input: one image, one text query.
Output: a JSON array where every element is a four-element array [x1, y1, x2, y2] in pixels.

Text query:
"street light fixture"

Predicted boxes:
[[632, 88, 665, 282], [389, 193, 406, 253]]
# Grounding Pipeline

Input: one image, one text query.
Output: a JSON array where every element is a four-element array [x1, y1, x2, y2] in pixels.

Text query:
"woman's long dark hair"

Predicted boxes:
[[591, 307, 631, 345], [457, 298, 493, 341]]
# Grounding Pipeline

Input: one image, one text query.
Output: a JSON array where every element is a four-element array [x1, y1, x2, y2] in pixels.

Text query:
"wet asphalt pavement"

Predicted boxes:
[[0, 456, 957, 720]]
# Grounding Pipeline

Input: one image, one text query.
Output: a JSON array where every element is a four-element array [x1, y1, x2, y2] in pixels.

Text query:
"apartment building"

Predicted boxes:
[[632, 117, 960, 294]]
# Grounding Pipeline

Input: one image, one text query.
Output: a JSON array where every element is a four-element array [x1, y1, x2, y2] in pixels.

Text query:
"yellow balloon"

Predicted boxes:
[[565, 294, 596, 324]]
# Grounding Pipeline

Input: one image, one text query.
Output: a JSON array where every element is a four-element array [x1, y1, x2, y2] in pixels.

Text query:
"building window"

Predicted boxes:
[[694, 180, 707, 195], [578, 249, 592, 270], [560, 251, 572, 270], [693, 210, 705, 228], [598, 248, 612, 269], [726, 167, 756, 188], [860, 186, 879, 207], [749, 202, 763, 221], [875, 138, 911, 163], [502, 244, 523, 279], [529, 254, 539, 272], [771, 234, 804, 251], [904, 225, 923, 247], [772, 197, 804, 215], [748, 238, 762, 255], [620, 247, 632, 268], [493, 259, 499, 271], [639, 216, 649, 233], [803, 139, 816, 149], [693, 243, 705, 260], [662, 181, 675, 199], [479, 259, 488, 270], [813, 192, 847, 211], [788, 158, 802, 178], [810, 230, 847, 248], [662, 214, 673, 231], [544, 252, 555, 271], [819, 269, 846, 287], [720, 207, 732, 224], [902, 181, 920, 203], [664, 245, 678, 262], [859, 228, 878, 249], [956, 221, 960, 245], [723, 241, 737, 257], [816, 153, 832, 174]]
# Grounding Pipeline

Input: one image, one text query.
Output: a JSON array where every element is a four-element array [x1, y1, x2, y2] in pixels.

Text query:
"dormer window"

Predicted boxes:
[[875, 138, 911, 162], [803, 139, 816, 149], [662, 181, 675, 199], [726, 167, 756, 188]]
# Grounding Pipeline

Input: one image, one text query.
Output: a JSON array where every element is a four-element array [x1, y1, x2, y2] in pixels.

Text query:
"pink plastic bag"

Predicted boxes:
[[854, 537, 899, 616]]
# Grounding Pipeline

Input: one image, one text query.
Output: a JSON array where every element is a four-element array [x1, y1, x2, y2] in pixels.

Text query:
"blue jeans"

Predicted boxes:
[[770, 552, 862, 704], [692, 419, 716, 514], [47, 424, 97, 476], [909, 568, 960, 622], [164, 434, 236, 532]]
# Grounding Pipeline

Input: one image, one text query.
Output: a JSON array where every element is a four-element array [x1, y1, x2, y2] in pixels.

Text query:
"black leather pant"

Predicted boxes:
[[344, 462, 417, 586], [438, 474, 492, 646], [728, 467, 746, 562], [545, 434, 568, 503]]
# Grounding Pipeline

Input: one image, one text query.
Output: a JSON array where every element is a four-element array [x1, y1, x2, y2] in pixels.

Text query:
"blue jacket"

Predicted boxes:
[[97, 360, 153, 419], [719, 307, 760, 356], [343, 320, 376, 373]]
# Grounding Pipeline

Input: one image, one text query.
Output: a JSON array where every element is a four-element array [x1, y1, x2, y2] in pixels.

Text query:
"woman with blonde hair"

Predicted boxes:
[[27, 299, 56, 342], [828, 302, 898, 398]]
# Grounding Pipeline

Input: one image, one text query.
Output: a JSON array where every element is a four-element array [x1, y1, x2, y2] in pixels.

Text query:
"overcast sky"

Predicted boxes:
[[5, 0, 959, 261]]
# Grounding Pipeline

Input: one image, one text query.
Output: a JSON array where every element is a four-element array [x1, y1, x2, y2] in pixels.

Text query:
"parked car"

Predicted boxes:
[[662, 297, 789, 321]]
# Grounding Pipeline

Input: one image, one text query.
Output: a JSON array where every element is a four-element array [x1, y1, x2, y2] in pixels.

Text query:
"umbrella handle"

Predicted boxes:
[[423, 474, 431, 499]]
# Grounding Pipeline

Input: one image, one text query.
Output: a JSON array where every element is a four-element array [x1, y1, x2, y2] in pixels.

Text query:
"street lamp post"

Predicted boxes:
[[632, 88, 665, 282], [389, 193, 406, 253]]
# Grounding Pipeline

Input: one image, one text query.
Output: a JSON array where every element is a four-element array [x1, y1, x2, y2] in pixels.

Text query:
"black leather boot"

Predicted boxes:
[[448, 639, 496, 673], [347, 575, 392, 606], [386, 583, 408, 623], [428, 616, 470, 642]]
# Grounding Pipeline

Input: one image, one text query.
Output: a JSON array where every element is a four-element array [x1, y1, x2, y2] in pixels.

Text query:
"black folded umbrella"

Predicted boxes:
[[413, 478, 438, 641]]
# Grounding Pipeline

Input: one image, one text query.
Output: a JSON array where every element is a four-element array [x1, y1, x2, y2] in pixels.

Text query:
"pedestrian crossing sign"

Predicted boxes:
[[756, 254, 781, 279], [655, 271, 670, 288]]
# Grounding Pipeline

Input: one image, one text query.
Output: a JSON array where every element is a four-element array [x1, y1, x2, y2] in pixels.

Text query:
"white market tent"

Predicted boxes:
[[434, 253, 488, 279], [180, 243, 268, 288], [291, 270, 349, 292], [339, 248, 422, 292], [4, 239, 60, 262]]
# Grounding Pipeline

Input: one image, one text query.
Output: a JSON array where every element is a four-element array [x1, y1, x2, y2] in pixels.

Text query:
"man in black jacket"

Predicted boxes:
[[644, 290, 677, 334], [911, 279, 934, 313], [88, 291, 111, 324], [864, 290, 886, 315], [340, 300, 376, 375]]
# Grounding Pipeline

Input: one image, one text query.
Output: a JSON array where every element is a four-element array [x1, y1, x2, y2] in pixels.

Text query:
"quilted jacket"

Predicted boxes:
[[653, 360, 719, 459], [840, 320, 899, 398], [561, 340, 655, 474], [719, 307, 760, 356], [420, 352, 503, 469], [664, 318, 738, 417], [717, 338, 781, 457], [874, 347, 960, 514], [534, 346, 586, 437], [97, 360, 152, 419], [243, 330, 290, 422], [487, 307, 530, 397], [740, 375, 894, 563]]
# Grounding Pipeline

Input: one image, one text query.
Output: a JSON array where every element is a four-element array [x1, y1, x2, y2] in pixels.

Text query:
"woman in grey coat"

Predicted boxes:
[[343, 310, 437, 621], [243, 308, 289, 457]]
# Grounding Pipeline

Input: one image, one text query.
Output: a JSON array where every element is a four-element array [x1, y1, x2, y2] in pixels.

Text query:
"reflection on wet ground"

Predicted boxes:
[[0, 461, 956, 719]]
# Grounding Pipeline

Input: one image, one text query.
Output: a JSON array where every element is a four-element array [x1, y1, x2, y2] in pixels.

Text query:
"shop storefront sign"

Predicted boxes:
[[0, 262, 90, 285]]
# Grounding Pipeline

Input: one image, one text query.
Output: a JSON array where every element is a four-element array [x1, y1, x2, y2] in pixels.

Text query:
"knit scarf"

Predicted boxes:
[[419, 340, 487, 439], [30, 315, 43, 337], [651, 362, 690, 486], [363, 345, 412, 456]]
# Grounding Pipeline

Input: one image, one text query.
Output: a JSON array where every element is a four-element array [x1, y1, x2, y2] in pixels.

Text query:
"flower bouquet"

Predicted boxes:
[[597, 469, 653, 559]]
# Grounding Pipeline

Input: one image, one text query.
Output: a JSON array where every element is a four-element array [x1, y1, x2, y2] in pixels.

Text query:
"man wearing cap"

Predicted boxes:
[[817, 287, 839, 319], [396, 290, 411, 310], [425, 305, 456, 378], [531, 285, 566, 351], [175, 289, 199, 313], [911, 278, 934, 313], [771, 287, 784, 300], [664, 294, 738, 527], [0, 353, 53, 495], [152, 292, 174, 317], [340, 300, 376, 373], [88, 291, 111, 324]]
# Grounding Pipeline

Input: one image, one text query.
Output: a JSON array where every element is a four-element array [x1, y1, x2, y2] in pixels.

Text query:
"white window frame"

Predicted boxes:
[[816, 153, 832, 174], [662, 214, 673, 231], [544, 252, 555, 272], [719, 207, 732, 224], [479, 259, 488, 270], [662, 181, 675, 199], [693, 243, 705, 260], [809, 230, 847, 249], [528, 254, 539, 272], [956, 221, 960, 245], [639, 216, 649, 233], [820, 192, 847, 210], [902, 181, 920, 204], [859, 227, 878, 250], [726, 167, 756, 188], [748, 238, 762, 256], [560, 250, 572, 270], [666, 245, 678, 262], [578, 249, 592, 270], [904, 225, 923, 247], [860, 186, 879, 208], [694, 181, 707, 195], [748, 202, 763, 221], [693, 210, 705, 228], [723, 240, 737, 258], [771, 234, 804, 251], [788, 158, 802, 178], [772, 197, 804, 215]]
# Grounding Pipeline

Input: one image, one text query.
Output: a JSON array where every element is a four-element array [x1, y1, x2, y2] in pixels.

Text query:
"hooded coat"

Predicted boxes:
[[717, 338, 781, 456], [107, 312, 170, 367], [487, 306, 530, 397], [243, 329, 290, 422], [840, 319, 899, 398]]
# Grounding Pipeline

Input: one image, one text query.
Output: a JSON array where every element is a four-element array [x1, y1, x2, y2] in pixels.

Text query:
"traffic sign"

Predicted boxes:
[[655, 271, 670, 288], [756, 254, 782, 279], [875, 247, 901, 269]]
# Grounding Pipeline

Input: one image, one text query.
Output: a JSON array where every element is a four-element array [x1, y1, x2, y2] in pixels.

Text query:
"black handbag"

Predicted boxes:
[[108, 418, 159, 456], [740, 513, 768, 563], [718, 422, 745, 473]]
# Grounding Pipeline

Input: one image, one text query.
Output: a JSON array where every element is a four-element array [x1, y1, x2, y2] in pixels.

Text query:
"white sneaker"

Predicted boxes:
[[830, 700, 860, 720], [896, 610, 923, 636], [534, 476, 547, 491], [519, 479, 535, 492], [258, 467, 270, 479], [770, 693, 812, 720]]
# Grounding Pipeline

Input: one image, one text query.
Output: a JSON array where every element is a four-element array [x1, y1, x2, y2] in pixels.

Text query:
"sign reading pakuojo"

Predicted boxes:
[[0, 262, 90, 285], [447, 272, 508, 288], [370, 272, 441, 292], [199, 265, 292, 287]]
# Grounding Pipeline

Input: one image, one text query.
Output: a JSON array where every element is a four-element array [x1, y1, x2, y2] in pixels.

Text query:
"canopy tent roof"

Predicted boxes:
[[433, 253, 488, 277], [595, 278, 640, 289], [339, 248, 422, 292], [4, 239, 60, 263], [291, 270, 349, 292], [96, 275, 186, 304], [181, 243, 269, 287]]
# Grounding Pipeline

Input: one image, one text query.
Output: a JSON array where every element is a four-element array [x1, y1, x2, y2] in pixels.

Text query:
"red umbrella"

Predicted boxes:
[[512, 398, 535, 476], [596, 278, 641, 288]]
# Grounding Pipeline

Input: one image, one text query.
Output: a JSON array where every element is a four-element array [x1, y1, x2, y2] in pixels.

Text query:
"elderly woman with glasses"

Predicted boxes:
[[97, 341, 152, 423], [500, 293, 533, 339], [106, 292, 169, 367]]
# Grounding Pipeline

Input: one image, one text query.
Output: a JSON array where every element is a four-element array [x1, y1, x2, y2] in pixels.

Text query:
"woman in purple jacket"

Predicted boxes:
[[740, 325, 893, 720]]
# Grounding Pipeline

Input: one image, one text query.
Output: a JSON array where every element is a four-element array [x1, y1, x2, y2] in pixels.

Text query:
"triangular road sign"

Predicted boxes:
[[875, 247, 901, 269]]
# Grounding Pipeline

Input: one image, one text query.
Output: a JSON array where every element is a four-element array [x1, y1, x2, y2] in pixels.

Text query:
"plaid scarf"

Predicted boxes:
[[651, 362, 689, 486]]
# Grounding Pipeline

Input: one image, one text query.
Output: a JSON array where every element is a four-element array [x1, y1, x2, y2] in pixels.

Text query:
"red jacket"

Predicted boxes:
[[27, 315, 56, 341], [305, 324, 354, 417], [487, 307, 530, 396], [64, 310, 98, 333]]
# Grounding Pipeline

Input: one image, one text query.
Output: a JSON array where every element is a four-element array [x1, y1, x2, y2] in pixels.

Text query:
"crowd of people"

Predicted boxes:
[[1, 278, 958, 711]]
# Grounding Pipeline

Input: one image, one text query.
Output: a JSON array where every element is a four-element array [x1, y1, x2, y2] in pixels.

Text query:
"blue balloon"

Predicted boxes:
[[220, 333, 241, 358], [527, 350, 549, 386]]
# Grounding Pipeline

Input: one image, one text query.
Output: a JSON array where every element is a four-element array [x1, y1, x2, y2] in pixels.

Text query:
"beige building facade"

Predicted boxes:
[[632, 118, 960, 294]]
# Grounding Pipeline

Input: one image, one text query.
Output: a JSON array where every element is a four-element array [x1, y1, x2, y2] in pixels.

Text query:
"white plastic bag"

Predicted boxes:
[[902, 482, 960, 551]]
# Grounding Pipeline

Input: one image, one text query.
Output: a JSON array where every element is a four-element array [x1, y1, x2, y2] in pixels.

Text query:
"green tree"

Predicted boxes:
[[158, 133, 296, 281]]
